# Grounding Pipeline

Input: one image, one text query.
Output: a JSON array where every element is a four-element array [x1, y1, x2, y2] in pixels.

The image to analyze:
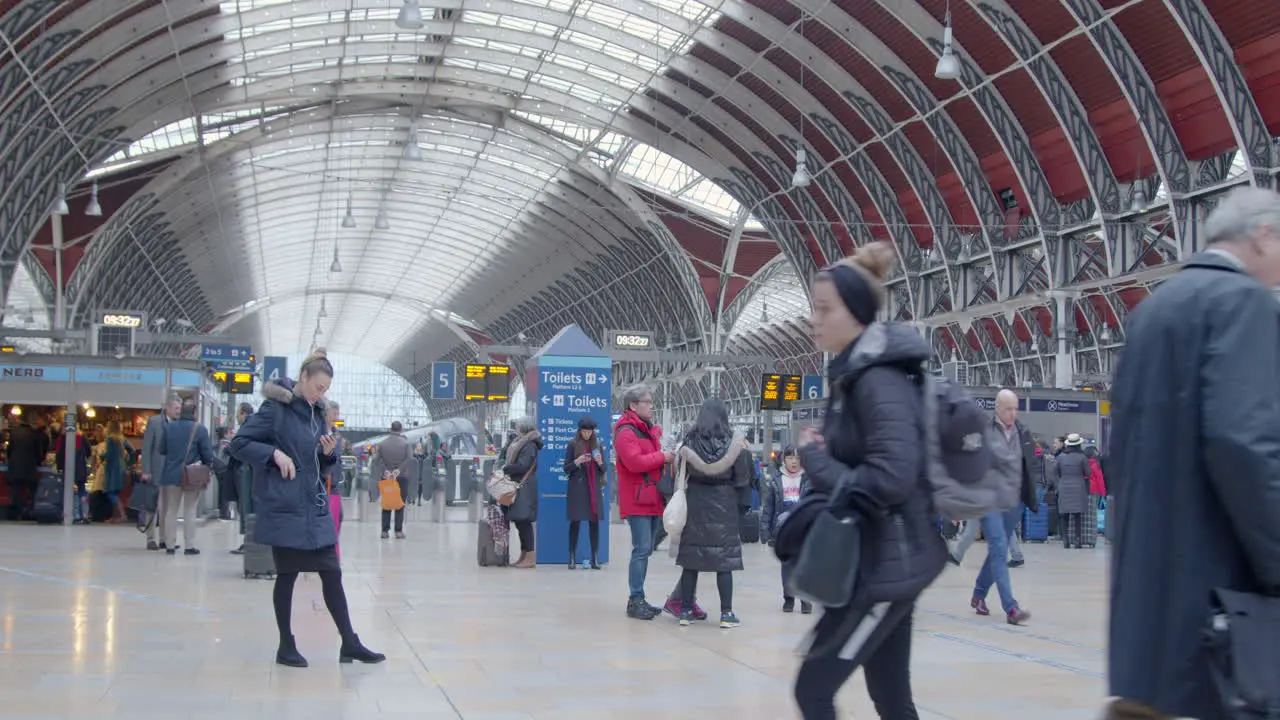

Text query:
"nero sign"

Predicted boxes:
[[527, 325, 614, 566]]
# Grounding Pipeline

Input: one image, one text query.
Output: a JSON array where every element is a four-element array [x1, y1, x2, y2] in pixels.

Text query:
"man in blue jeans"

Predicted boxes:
[[613, 385, 675, 620], [970, 390, 1036, 625]]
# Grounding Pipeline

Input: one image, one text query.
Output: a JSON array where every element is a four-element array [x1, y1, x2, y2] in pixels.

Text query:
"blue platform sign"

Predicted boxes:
[[528, 325, 613, 566], [801, 375, 824, 401], [1029, 397, 1097, 414], [431, 361, 456, 400], [202, 344, 253, 371], [263, 356, 288, 383]]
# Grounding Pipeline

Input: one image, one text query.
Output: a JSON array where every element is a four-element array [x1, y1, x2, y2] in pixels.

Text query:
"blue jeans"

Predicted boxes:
[[627, 515, 662, 599], [974, 506, 1023, 614]]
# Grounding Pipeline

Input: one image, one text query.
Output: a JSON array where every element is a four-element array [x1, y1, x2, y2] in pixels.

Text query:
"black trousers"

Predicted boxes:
[[680, 569, 732, 613], [794, 599, 919, 720], [1060, 512, 1083, 547]]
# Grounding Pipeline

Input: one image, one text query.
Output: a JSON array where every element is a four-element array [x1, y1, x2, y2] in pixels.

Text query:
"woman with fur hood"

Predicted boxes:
[[501, 418, 542, 569], [672, 397, 754, 629], [229, 350, 384, 668]]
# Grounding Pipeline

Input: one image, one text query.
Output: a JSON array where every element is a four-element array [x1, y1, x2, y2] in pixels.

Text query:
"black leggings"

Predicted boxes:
[[568, 520, 599, 557], [512, 520, 534, 552], [273, 570, 354, 642], [680, 569, 732, 613], [794, 600, 918, 720]]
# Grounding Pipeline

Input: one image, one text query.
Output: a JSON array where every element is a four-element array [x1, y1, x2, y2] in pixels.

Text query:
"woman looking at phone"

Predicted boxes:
[[565, 415, 606, 569]]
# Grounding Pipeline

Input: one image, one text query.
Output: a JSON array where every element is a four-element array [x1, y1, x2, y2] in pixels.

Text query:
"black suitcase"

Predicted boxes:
[[242, 515, 275, 579], [740, 508, 761, 544], [32, 475, 63, 524]]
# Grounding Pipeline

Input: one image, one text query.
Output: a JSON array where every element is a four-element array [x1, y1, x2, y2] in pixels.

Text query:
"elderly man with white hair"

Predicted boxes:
[[1106, 186, 1280, 720], [949, 392, 1027, 568], [961, 388, 1039, 626]]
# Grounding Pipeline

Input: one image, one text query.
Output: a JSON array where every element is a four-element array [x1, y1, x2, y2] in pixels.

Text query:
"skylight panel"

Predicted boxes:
[[620, 143, 697, 192], [680, 178, 743, 219], [730, 264, 811, 339]]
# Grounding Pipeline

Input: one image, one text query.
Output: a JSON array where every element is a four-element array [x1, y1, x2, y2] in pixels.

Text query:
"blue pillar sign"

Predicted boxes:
[[431, 361, 456, 400], [801, 375, 824, 401], [528, 325, 614, 566], [263, 356, 288, 383]]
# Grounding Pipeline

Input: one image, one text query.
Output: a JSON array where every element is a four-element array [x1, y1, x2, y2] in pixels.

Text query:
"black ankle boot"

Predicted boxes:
[[589, 554, 601, 570], [276, 635, 308, 668], [569, 558, 578, 570], [339, 634, 386, 664]]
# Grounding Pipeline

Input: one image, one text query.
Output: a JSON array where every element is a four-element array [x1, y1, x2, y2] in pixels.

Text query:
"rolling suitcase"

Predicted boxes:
[[477, 504, 509, 567], [242, 515, 276, 579], [1078, 495, 1100, 548], [739, 508, 761, 543], [32, 475, 63, 524], [1022, 486, 1050, 542]]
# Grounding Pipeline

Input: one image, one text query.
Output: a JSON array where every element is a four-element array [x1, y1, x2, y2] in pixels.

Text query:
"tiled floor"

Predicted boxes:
[[0, 504, 1109, 719]]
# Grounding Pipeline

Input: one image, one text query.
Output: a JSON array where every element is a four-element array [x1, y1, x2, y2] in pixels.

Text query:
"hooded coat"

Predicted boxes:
[[799, 322, 947, 604], [613, 410, 666, 518], [1052, 446, 1091, 514], [1108, 251, 1280, 719], [502, 430, 542, 523], [674, 431, 753, 573], [564, 438, 605, 522], [228, 378, 339, 550]]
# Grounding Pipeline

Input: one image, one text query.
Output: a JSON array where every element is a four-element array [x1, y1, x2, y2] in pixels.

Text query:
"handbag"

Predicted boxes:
[[789, 502, 862, 608], [662, 457, 689, 535], [1204, 587, 1280, 718], [486, 455, 534, 507], [128, 481, 159, 514], [379, 470, 404, 511], [179, 423, 212, 492]]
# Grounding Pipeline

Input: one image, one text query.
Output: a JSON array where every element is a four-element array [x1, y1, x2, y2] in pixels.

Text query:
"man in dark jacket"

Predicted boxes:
[[1107, 187, 1280, 720]]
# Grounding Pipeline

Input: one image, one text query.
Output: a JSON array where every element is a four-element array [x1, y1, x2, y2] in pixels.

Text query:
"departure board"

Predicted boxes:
[[211, 371, 255, 395], [464, 364, 489, 401], [463, 364, 511, 402], [759, 373, 802, 411], [485, 365, 511, 401]]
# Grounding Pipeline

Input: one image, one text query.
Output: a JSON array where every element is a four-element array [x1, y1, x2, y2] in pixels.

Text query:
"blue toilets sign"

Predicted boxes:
[[529, 326, 614, 566]]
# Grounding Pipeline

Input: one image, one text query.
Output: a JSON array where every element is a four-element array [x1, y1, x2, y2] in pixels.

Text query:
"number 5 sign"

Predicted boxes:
[[801, 375, 824, 401], [432, 362, 456, 400]]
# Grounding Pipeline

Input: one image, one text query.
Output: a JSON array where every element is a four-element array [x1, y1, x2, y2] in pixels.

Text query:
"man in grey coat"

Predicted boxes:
[[1107, 187, 1280, 720], [373, 421, 416, 539], [141, 393, 181, 550]]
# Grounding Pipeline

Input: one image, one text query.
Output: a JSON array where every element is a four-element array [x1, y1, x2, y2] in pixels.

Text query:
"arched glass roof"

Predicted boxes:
[[727, 261, 809, 339]]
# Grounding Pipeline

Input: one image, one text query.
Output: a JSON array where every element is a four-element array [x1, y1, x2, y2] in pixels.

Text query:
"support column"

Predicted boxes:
[[51, 214, 65, 332], [1050, 291, 1078, 389], [61, 404, 76, 526]]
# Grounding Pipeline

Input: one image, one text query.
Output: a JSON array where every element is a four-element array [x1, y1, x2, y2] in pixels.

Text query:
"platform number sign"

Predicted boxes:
[[431, 362, 456, 401], [801, 375, 824, 401], [263, 356, 288, 384]]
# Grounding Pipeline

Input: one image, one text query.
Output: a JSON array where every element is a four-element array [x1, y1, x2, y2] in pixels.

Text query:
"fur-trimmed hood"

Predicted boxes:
[[262, 378, 327, 411], [677, 430, 746, 478], [505, 429, 543, 462]]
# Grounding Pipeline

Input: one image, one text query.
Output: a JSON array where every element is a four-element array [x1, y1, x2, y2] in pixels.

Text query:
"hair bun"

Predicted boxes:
[[852, 241, 896, 281]]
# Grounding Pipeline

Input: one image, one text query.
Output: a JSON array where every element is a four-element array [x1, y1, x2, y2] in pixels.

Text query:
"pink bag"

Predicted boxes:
[[329, 494, 343, 561]]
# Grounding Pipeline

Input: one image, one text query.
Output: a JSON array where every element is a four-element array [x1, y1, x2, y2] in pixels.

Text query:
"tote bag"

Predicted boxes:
[[379, 470, 404, 511]]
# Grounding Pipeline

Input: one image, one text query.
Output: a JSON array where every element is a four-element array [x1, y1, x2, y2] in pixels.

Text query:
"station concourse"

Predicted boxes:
[[0, 509, 1106, 720], [1, 0, 1279, 718]]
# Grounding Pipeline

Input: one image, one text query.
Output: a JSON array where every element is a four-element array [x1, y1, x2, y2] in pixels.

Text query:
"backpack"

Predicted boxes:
[[919, 376, 1018, 521]]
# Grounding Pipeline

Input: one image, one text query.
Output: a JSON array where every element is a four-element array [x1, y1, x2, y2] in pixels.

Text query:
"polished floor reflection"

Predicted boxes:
[[0, 505, 1108, 718]]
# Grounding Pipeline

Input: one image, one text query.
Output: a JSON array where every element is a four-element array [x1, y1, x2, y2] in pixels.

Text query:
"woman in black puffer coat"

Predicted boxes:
[[673, 397, 754, 629], [793, 242, 948, 720]]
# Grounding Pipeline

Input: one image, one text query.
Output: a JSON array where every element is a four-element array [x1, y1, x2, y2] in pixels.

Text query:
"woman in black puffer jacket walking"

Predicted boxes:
[[793, 242, 948, 719], [673, 397, 754, 629]]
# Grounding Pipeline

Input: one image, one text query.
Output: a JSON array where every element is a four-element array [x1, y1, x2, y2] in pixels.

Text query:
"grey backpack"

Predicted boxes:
[[920, 377, 1018, 521]]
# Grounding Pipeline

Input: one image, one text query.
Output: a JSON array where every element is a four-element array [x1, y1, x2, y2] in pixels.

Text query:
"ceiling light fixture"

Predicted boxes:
[[329, 246, 342, 274], [319, 297, 328, 319], [791, 149, 811, 189], [404, 122, 423, 161], [85, 181, 102, 217], [341, 193, 356, 228], [1100, 324, 1112, 343], [52, 183, 69, 216], [396, 0, 424, 29], [935, 4, 962, 81], [1130, 183, 1147, 213], [761, 301, 770, 324], [375, 210, 390, 230]]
